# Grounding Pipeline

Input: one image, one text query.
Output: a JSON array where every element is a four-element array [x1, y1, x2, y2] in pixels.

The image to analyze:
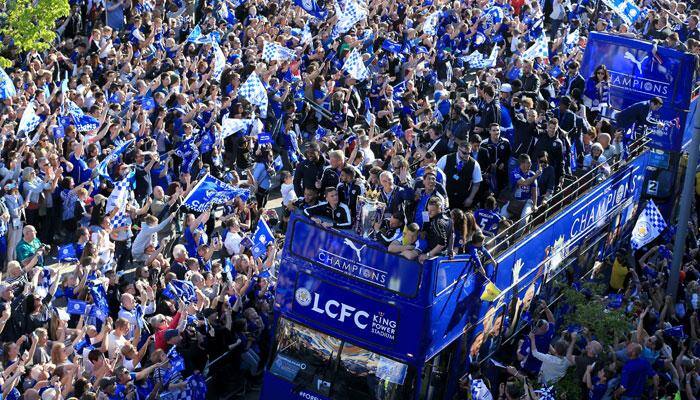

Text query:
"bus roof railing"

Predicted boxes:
[[484, 134, 650, 258]]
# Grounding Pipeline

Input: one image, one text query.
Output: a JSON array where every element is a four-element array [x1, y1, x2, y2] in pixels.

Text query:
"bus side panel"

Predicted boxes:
[[260, 372, 331, 400]]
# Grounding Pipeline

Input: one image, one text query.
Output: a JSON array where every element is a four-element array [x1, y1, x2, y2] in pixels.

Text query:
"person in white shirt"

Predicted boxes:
[[280, 171, 297, 207], [118, 290, 156, 339], [223, 219, 244, 256], [104, 318, 130, 359], [528, 331, 571, 385]]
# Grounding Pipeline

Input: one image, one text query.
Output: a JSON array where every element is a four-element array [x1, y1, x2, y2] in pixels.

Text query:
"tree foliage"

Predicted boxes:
[[0, 0, 70, 65]]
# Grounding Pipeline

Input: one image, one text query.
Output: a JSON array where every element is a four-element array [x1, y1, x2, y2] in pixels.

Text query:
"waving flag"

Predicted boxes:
[[470, 45, 499, 69], [382, 39, 403, 53], [601, 0, 642, 25], [187, 24, 204, 42], [107, 177, 133, 229], [364, 98, 372, 125], [95, 139, 134, 181], [67, 299, 88, 315], [262, 41, 297, 62], [251, 218, 275, 258], [0, 67, 15, 100], [217, 1, 236, 25], [471, 378, 494, 400], [163, 347, 186, 384], [315, 126, 330, 141], [58, 243, 78, 262], [89, 284, 109, 321], [342, 49, 370, 81], [18, 102, 42, 135], [331, 0, 368, 39], [522, 34, 549, 61], [175, 137, 199, 174], [183, 174, 250, 212], [422, 11, 441, 36], [563, 29, 580, 55], [239, 73, 268, 118], [64, 100, 100, 131], [163, 279, 198, 303], [212, 42, 226, 81], [293, 0, 328, 19], [221, 117, 253, 138], [631, 200, 667, 250]]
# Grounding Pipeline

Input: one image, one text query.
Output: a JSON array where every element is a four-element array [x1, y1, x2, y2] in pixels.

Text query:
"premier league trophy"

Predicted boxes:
[[355, 189, 385, 237]]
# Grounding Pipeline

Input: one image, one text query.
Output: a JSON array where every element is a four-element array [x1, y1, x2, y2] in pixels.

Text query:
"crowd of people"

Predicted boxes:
[[0, 0, 696, 397]]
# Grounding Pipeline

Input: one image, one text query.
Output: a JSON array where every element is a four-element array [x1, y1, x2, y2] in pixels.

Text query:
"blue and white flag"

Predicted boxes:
[[183, 174, 250, 212], [563, 29, 580, 55], [664, 325, 687, 339], [521, 34, 549, 61], [18, 102, 42, 135], [470, 45, 499, 69], [67, 299, 88, 315], [342, 48, 370, 81], [262, 41, 297, 62], [470, 378, 493, 400], [364, 98, 372, 125], [0, 67, 16, 100], [315, 126, 330, 141], [221, 117, 253, 138], [258, 132, 273, 145], [392, 81, 406, 100], [212, 41, 226, 81], [186, 24, 204, 42], [175, 137, 199, 174], [95, 139, 134, 181], [631, 200, 667, 250], [58, 243, 78, 262], [382, 39, 403, 53], [163, 279, 198, 303], [422, 11, 441, 36], [107, 177, 133, 229], [534, 387, 555, 400], [64, 100, 100, 131], [601, 0, 642, 25], [293, 0, 328, 19], [89, 284, 110, 321], [239, 73, 268, 118], [217, 1, 237, 25], [251, 218, 274, 258], [163, 347, 186, 384], [331, 0, 368, 39]]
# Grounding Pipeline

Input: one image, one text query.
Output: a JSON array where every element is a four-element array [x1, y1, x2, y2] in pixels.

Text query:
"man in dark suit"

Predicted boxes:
[[561, 61, 585, 103], [615, 97, 664, 134]]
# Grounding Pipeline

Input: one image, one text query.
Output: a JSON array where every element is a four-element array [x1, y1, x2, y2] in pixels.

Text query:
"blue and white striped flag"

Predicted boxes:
[[470, 378, 493, 400], [18, 102, 42, 135], [217, 1, 236, 25], [631, 200, 667, 250], [212, 42, 226, 81], [262, 41, 297, 62], [0, 67, 15, 100], [183, 174, 250, 212], [342, 49, 370, 81], [601, 0, 642, 25], [522, 34, 549, 61], [239, 73, 268, 118], [422, 11, 441, 36], [64, 100, 100, 131]]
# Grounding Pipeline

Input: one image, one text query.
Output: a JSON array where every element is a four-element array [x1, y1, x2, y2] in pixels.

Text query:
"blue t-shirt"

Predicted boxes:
[[474, 208, 503, 236], [589, 376, 607, 400], [620, 357, 656, 397], [510, 169, 538, 201]]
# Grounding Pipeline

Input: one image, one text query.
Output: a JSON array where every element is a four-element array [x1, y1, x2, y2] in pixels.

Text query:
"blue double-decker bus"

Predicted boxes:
[[259, 33, 696, 400]]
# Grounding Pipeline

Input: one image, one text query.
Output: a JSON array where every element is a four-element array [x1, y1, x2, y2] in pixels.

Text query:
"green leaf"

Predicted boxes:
[[0, 0, 70, 61]]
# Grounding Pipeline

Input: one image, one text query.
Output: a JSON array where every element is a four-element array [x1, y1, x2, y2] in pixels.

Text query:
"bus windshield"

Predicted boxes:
[[269, 318, 412, 399]]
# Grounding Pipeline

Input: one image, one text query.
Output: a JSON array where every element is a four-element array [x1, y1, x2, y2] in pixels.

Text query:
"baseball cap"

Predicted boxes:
[[500, 83, 512, 93]]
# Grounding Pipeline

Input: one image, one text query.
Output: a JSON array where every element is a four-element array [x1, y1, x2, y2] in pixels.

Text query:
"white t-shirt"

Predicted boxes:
[[105, 331, 128, 359], [281, 183, 297, 206], [224, 231, 243, 255]]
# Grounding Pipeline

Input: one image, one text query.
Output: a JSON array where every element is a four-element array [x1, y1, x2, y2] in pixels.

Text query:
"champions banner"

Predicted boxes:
[[580, 33, 696, 151]]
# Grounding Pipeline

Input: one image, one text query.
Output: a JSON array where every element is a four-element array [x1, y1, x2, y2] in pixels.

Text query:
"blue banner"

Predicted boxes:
[[289, 220, 422, 296], [293, 273, 399, 346], [183, 174, 250, 212], [252, 218, 275, 258], [581, 33, 695, 151]]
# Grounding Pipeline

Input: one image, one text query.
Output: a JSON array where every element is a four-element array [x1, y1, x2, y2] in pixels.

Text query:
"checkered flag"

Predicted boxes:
[[107, 178, 132, 229], [262, 41, 297, 62], [342, 49, 370, 81], [534, 386, 555, 400], [239, 73, 269, 118], [422, 11, 440, 36], [521, 34, 549, 61], [331, 0, 368, 39], [563, 29, 579, 55], [631, 200, 667, 249], [470, 45, 499, 69]]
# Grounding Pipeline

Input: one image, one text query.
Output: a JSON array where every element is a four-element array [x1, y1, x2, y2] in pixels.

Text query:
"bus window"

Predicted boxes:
[[333, 343, 409, 400], [269, 318, 341, 396]]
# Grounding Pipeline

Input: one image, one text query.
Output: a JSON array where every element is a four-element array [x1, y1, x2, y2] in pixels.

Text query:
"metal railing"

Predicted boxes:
[[485, 134, 650, 257]]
